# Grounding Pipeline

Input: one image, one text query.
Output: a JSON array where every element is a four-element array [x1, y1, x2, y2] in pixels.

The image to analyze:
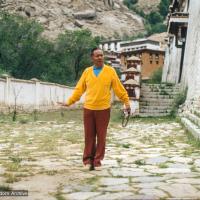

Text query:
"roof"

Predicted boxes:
[[123, 79, 139, 86], [125, 67, 140, 73], [127, 56, 141, 61]]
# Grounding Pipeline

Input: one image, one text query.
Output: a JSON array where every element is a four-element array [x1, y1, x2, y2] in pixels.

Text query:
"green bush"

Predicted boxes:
[[159, 0, 170, 17], [148, 68, 163, 84], [170, 88, 187, 117], [0, 12, 100, 85], [146, 11, 163, 24], [124, 0, 170, 35], [123, 0, 138, 8]]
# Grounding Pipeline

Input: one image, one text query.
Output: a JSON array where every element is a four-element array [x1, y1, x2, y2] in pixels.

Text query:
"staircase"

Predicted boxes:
[[181, 106, 200, 139], [139, 83, 181, 117]]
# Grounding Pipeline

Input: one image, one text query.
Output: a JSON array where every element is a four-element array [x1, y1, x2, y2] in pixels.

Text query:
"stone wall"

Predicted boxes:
[[181, 0, 200, 101], [162, 37, 182, 84], [162, 0, 200, 102]]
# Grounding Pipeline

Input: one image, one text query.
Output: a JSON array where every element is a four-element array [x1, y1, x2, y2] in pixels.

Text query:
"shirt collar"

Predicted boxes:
[[93, 65, 104, 70]]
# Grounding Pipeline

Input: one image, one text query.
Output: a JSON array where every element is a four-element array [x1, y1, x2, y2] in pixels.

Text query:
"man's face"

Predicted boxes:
[[91, 49, 104, 67]]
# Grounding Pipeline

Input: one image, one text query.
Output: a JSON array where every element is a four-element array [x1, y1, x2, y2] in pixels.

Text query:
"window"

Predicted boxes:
[[156, 61, 159, 64], [150, 60, 153, 64], [149, 53, 153, 59], [155, 53, 159, 59]]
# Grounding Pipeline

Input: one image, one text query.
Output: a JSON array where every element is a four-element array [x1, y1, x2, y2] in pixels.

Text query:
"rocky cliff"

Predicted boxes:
[[0, 0, 149, 39]]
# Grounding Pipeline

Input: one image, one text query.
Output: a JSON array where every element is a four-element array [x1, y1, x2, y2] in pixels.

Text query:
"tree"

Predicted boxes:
[[123, 0, 138, 9], [0, 12, 53, 79], [159, 0, 170, 17], [56, 29, 100, 81], [146, 11, 163, 25]]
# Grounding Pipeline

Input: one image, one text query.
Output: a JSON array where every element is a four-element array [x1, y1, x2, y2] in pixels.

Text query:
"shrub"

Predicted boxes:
[[170, 88, 187, 117], [123, 0, 138, 8], [147, 67, 163, 84]]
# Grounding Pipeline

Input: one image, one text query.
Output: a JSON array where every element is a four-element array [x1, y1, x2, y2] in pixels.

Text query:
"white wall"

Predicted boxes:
[[0, 77, 83, 111], [181, 0, 200, 100], [0, 77, 119, 111], [162, 37, 182, 83], [0, 78, 5, 103]]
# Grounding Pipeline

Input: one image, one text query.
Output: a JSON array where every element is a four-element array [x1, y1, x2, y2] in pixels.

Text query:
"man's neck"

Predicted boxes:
[[93, 64, 104, 68]]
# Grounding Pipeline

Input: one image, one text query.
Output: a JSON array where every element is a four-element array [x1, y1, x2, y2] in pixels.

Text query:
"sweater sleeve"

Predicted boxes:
[[111, 69, 130, 106], [66, 69, 87, 106]]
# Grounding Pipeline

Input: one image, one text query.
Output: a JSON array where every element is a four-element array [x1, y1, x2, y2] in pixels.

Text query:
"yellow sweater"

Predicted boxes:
[[66, 65, 129, 110]]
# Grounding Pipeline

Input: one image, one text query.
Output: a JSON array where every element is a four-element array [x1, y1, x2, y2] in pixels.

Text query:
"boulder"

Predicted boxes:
[[73, 10, 96, 20]]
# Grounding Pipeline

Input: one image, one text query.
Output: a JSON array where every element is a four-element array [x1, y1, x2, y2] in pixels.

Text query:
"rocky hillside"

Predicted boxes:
[[0, 0, 161, 39], [137, 0, 161, 14]]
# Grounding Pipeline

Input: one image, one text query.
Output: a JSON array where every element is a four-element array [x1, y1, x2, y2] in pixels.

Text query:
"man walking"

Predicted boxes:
[[59, 48, 130, 170]]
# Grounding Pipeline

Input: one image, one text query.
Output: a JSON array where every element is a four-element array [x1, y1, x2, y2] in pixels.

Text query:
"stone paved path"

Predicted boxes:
[[0, 112, 200, 199]]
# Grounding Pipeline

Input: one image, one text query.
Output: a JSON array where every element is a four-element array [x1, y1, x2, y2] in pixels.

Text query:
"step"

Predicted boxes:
[[181, 117, 200, 139], [141, 83, 179, 87], [193, 110, 200, 118], [184, 112, 200, 127], [139, 101, 173, 106], [138, 113, 170, 117], [140, 98, 174, 103], [140, 105, 171, 110], [140, 94, 175, 99], [140, 109, 171, 114], [140, 91, 179, 95], [141, 88, 180, 93]]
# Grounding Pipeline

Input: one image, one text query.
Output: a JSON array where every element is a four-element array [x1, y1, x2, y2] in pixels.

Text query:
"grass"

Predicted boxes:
[[158, 163, 168, 168], [134, 159, 146, 166], [4, 173, 21, 183], [3, 162, 21, 172], [185, 130, 200, 148], [46, 170, 58, 176], [190, 166, 199, 172], [122, 143, 131, 148], [0, 185, 12, 191]]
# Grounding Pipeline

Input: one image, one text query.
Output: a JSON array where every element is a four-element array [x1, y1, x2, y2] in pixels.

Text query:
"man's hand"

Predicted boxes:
[[57, 102, 68, 107], [125, 105, 131, 114]]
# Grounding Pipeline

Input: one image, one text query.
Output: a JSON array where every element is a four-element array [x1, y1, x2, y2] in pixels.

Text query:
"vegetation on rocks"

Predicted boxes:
[[0, 12, 100, 85], [124, 0, 170, 35]]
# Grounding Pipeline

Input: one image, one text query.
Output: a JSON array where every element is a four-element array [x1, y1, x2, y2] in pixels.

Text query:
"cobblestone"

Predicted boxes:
[[0, 115, 200, 199]]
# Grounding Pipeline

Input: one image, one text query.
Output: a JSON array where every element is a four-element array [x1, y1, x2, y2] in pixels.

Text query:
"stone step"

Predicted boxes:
[[140, 105, 171, 110], [140, 98, 174, 103], [140, 109, 171, 113], [140, 94, 175, 99], [141, 83, 180, 88], [183, 112, 200, 127], [138, 113, 170, 117], [140, 101, 173, 106], [141, 88, 180, 93], [140, 91, 179, 95], [193, 110, 200, 118], [181, 117, 200, 139]]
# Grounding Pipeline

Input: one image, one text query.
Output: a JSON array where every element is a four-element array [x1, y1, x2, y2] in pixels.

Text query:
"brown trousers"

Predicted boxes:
[[83, 108, 110, 167]]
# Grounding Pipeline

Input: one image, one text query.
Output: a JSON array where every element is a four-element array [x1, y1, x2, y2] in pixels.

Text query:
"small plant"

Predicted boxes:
[[19, 118, 29, 124], [134, 159, 146, 165], [158, 163, 168, 168], [4, 173, 21, 183], [46, 170, 58, 176], [146, 68, 163, 84], [170, 88, 187, 117], [33, 109, 38, 121], [159, 90, 169, 95], [9, 155, 22, 163], [122, 143, 130, 148], [0, 185, 12, 191]]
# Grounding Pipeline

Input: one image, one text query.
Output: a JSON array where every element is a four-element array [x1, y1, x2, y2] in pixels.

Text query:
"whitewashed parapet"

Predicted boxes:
[[0, 76, 84, 111]]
